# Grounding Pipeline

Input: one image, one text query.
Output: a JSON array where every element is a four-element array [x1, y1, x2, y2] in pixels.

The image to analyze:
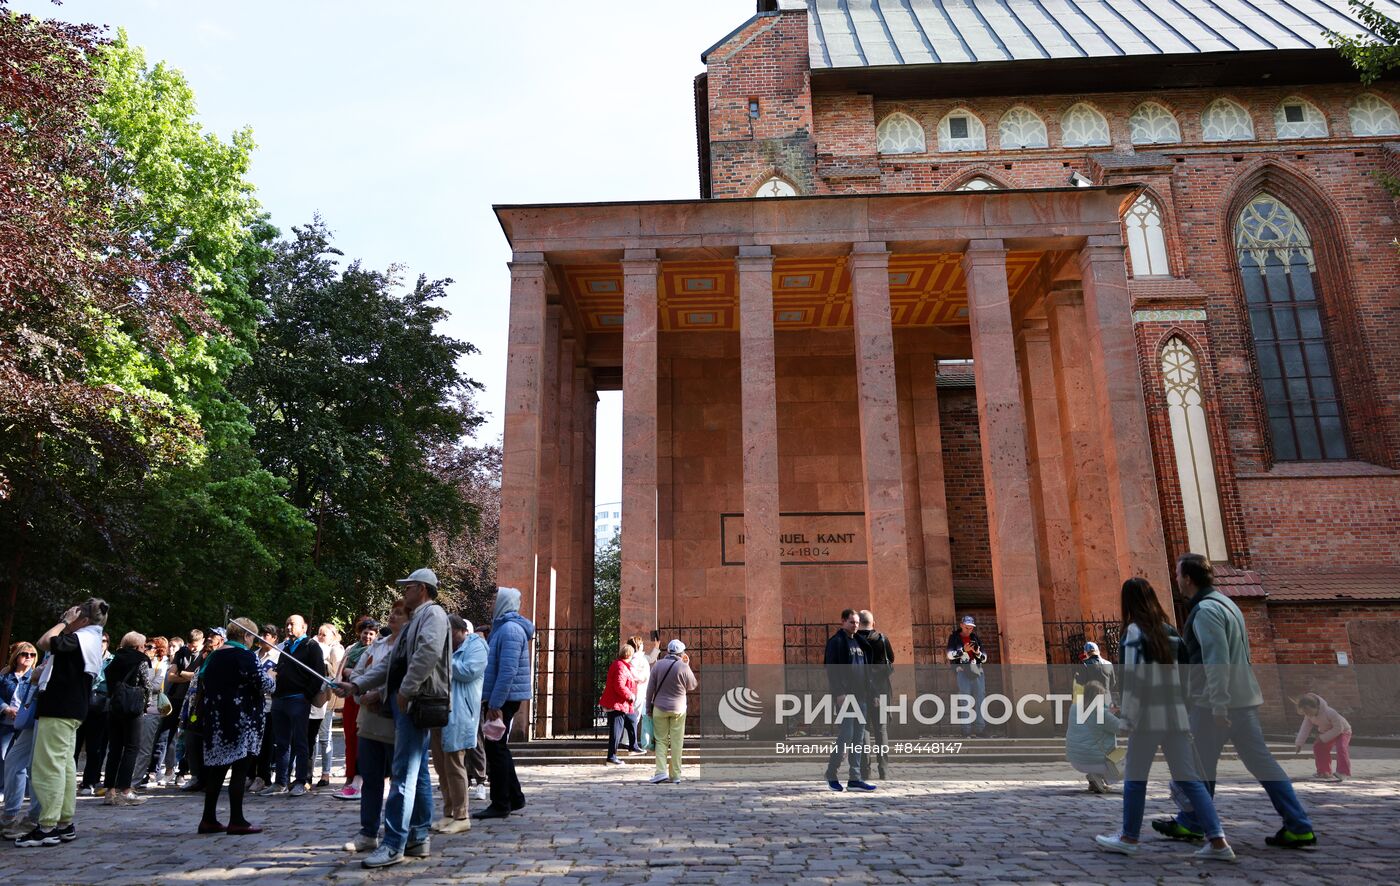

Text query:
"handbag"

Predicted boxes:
[[408, 694, 450, 729], [111, 663, 146, 717]]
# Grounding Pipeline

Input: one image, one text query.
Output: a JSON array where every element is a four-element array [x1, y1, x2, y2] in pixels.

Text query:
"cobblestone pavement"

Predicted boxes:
[[1, 757, 1396, 884]]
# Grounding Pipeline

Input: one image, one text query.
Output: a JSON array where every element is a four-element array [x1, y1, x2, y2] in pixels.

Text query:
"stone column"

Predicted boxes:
[[1018, 320, 1079, 625], [961, 240, 1047, 667], [497, 254, 547, 601], [1078, 239, 1173, 611], [1045, 285, 1121, 620], [849, 242, 915, 663], [621, 250, 660, 643], [530, 305, 561, 635], [535, 330, 575, 736], [577, 377, 597, 733], [909, 354, 955, 629], [737, 246, 783, 666]]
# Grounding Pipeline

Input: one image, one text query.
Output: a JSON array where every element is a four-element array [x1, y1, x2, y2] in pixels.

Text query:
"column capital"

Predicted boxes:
[[509, 253, 547, 276], [1080, 236, 1126, 264], [1020, 317, 1051, 337], [736, 244, 775, 271], [621, 248, 659, 273], [961, 238, 1007, 269], [849, 241, 890, 270], [1046, 279, 1085, 310]]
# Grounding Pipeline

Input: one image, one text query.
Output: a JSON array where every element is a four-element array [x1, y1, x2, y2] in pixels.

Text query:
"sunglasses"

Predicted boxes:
[[18, 652, 36, 659]]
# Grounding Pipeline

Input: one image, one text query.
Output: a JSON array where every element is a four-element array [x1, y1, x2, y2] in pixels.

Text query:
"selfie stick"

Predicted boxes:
[[231, 624, 337, 688]]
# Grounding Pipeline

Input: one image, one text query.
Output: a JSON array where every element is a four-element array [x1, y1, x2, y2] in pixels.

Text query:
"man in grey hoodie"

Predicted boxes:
[[340, 568, 451, 868], [1158, 554, 1316, 850]]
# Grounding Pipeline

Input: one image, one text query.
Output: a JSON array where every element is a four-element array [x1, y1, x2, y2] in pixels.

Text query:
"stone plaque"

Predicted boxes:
[[721, 512, 866, 566]]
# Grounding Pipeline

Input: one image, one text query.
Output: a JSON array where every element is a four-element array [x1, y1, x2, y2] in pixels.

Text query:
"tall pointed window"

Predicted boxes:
[[1124, 194, 1169, 276], [1236, 194, 1347, 460], [998, 107, 1048, 149], [1061, 103, 1110, 147], [877, 113, 926, 154], [1128, 102, 1182, 145], [1161, 337, 1229, 561], [1203, 98, 1254, 142]]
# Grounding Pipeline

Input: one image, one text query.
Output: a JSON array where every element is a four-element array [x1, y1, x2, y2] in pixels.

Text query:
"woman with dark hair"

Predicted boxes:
[[195, 618, 268, 835], [1095, 578, 1234, 862]]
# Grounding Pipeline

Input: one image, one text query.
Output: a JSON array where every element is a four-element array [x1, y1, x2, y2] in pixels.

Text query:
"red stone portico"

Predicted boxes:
[[493, 186, 1172, 679]]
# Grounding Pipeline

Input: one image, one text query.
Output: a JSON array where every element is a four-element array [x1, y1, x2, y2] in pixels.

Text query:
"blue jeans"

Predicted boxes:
[[1121, 730, 1223, 840], [381, 696, 432, 853], [3, 727, 38, 822], [824, 698, 866, 782], [955, 669, 986, 736], [270, 695, 311, 787], [1175, 705, 1313, 835], [357, 736, 391, 839]]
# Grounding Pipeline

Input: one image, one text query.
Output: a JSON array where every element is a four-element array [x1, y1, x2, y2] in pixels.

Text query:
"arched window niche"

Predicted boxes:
[[1161, 336, 1229, 561], [1124, 193, 1170, 276]]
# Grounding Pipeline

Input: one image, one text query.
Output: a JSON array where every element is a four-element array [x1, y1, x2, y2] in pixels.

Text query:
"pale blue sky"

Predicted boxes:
[[17, 0, 757, 508]]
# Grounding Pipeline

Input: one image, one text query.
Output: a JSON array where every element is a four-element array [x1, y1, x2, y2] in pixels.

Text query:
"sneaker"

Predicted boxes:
[[605, 757, 625, 766], [334, 785, 361, 801], [439, 818, 471, 835], [119, 792, 146, 806], [1152, 818, 1205, 842], [153, 776, 166, 788], [362, 845, 404, 869], [648, 773, 671, 784], [846, 780, 877, 792], [344, 832, 379, 853], [405, 838, 430, 858], [628, 748, 647, 756], [259, 784, 289, 797], [2, 821, 30, 840], [1264, 827, 1318, 850], [289, 784, 308, 798], [54, 823, 77, 843], [430, 817, 452, 833], [1094, 834, 1140, 856], [669, 776, 682, 784], [247, 778, 267, 794], [77, 785, 97, 797], [1194, 843, 1238, 863], [470, 784, 488, 802], [1087, 774, 1106, 793], [1311, 772, 1336, 781], [15, 826, 61, 848], [826, 779, 844, 792]]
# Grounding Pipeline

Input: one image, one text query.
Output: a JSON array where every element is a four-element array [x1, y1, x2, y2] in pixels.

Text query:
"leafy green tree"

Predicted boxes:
[[428, 437, 499, 627], [238, 220, 482, 623], [1331, 1, 1400, 198], [593, 530, 620, 674]]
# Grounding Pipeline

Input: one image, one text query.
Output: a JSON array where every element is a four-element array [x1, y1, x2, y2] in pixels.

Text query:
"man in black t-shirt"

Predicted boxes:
[[261, 614, 325, 797], [19, 597, 110, 848]]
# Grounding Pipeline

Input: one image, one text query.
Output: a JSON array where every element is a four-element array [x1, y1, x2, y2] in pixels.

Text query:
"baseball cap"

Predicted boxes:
[[961, 615, 976, 626], [208, 627, 227, 639], [667, 639, 686, 654], [396, 567, 438, 589], [1083, 641, 1100, 655]]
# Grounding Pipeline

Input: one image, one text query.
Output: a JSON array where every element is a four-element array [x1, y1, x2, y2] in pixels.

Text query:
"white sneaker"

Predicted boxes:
[[289, 784, 307, 798], [1194, 843, 1237, 862], [648, 773, 671, 784], [439, 818, 471, 834], [470, 784, 488, 801], [1095, 834, 1140, 855], [361, 845, 404, 869], [670, 776, 683, 784], [344, 832, 379, 853], [430, 817, 452, 833]]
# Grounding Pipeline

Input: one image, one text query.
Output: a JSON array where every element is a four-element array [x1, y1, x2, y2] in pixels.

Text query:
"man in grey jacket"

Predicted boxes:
[[1158, 553, 1316, 850], [338, 568, 451, 869]]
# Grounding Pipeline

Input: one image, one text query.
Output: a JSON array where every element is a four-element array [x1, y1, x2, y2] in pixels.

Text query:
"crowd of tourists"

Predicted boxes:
[[0, 551, 1337, 869], [0, 569, 544, 869]]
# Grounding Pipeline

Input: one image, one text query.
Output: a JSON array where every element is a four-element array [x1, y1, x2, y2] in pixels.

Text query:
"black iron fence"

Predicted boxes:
[[531, 626, 603, 738], [655, 623, 746, 736], [1044, 617, 1122, 696]]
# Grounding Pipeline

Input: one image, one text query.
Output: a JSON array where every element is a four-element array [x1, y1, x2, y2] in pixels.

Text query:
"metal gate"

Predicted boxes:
[[531, 626, 603, 738]]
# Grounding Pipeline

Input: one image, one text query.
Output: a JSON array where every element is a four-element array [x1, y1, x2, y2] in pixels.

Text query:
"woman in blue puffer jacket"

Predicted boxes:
[[474, 587, 535, 820]]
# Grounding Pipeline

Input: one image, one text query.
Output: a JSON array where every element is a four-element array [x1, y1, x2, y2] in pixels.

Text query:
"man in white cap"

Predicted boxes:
[[1075, 641, 1115, 705], [946, 615, 988, 738], [646, 639, 697, 784], [338, 567, 451, 869]]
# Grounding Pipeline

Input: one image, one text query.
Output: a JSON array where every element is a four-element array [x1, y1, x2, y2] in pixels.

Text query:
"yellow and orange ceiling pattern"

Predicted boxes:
[[562, 253, 1049, 332]]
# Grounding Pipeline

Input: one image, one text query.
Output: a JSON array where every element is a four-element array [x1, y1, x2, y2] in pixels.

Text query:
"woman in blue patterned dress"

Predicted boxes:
[[196, 618, 270, 835]]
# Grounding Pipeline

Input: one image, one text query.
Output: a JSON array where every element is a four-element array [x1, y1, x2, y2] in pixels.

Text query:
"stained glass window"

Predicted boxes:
[[1236, 194, 1347, 460]]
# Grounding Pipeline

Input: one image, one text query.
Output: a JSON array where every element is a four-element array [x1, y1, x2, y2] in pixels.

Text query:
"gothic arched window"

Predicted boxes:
[[1236, 194, 1347, 460], [937, 108, 986, 152], [1124, 194, 1169, 277], [1349, 93, 1400, 136], [1128, 102, 1182, 145], [877, 113, 926, 154], [1161, 337, 1229, 561], [1061, 103, 1110, 147], [1274, 97, 1328, 139], [755, 177, 797, 197], [998, 107, 1048, 149], [1203, 98, 1254, 142]]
